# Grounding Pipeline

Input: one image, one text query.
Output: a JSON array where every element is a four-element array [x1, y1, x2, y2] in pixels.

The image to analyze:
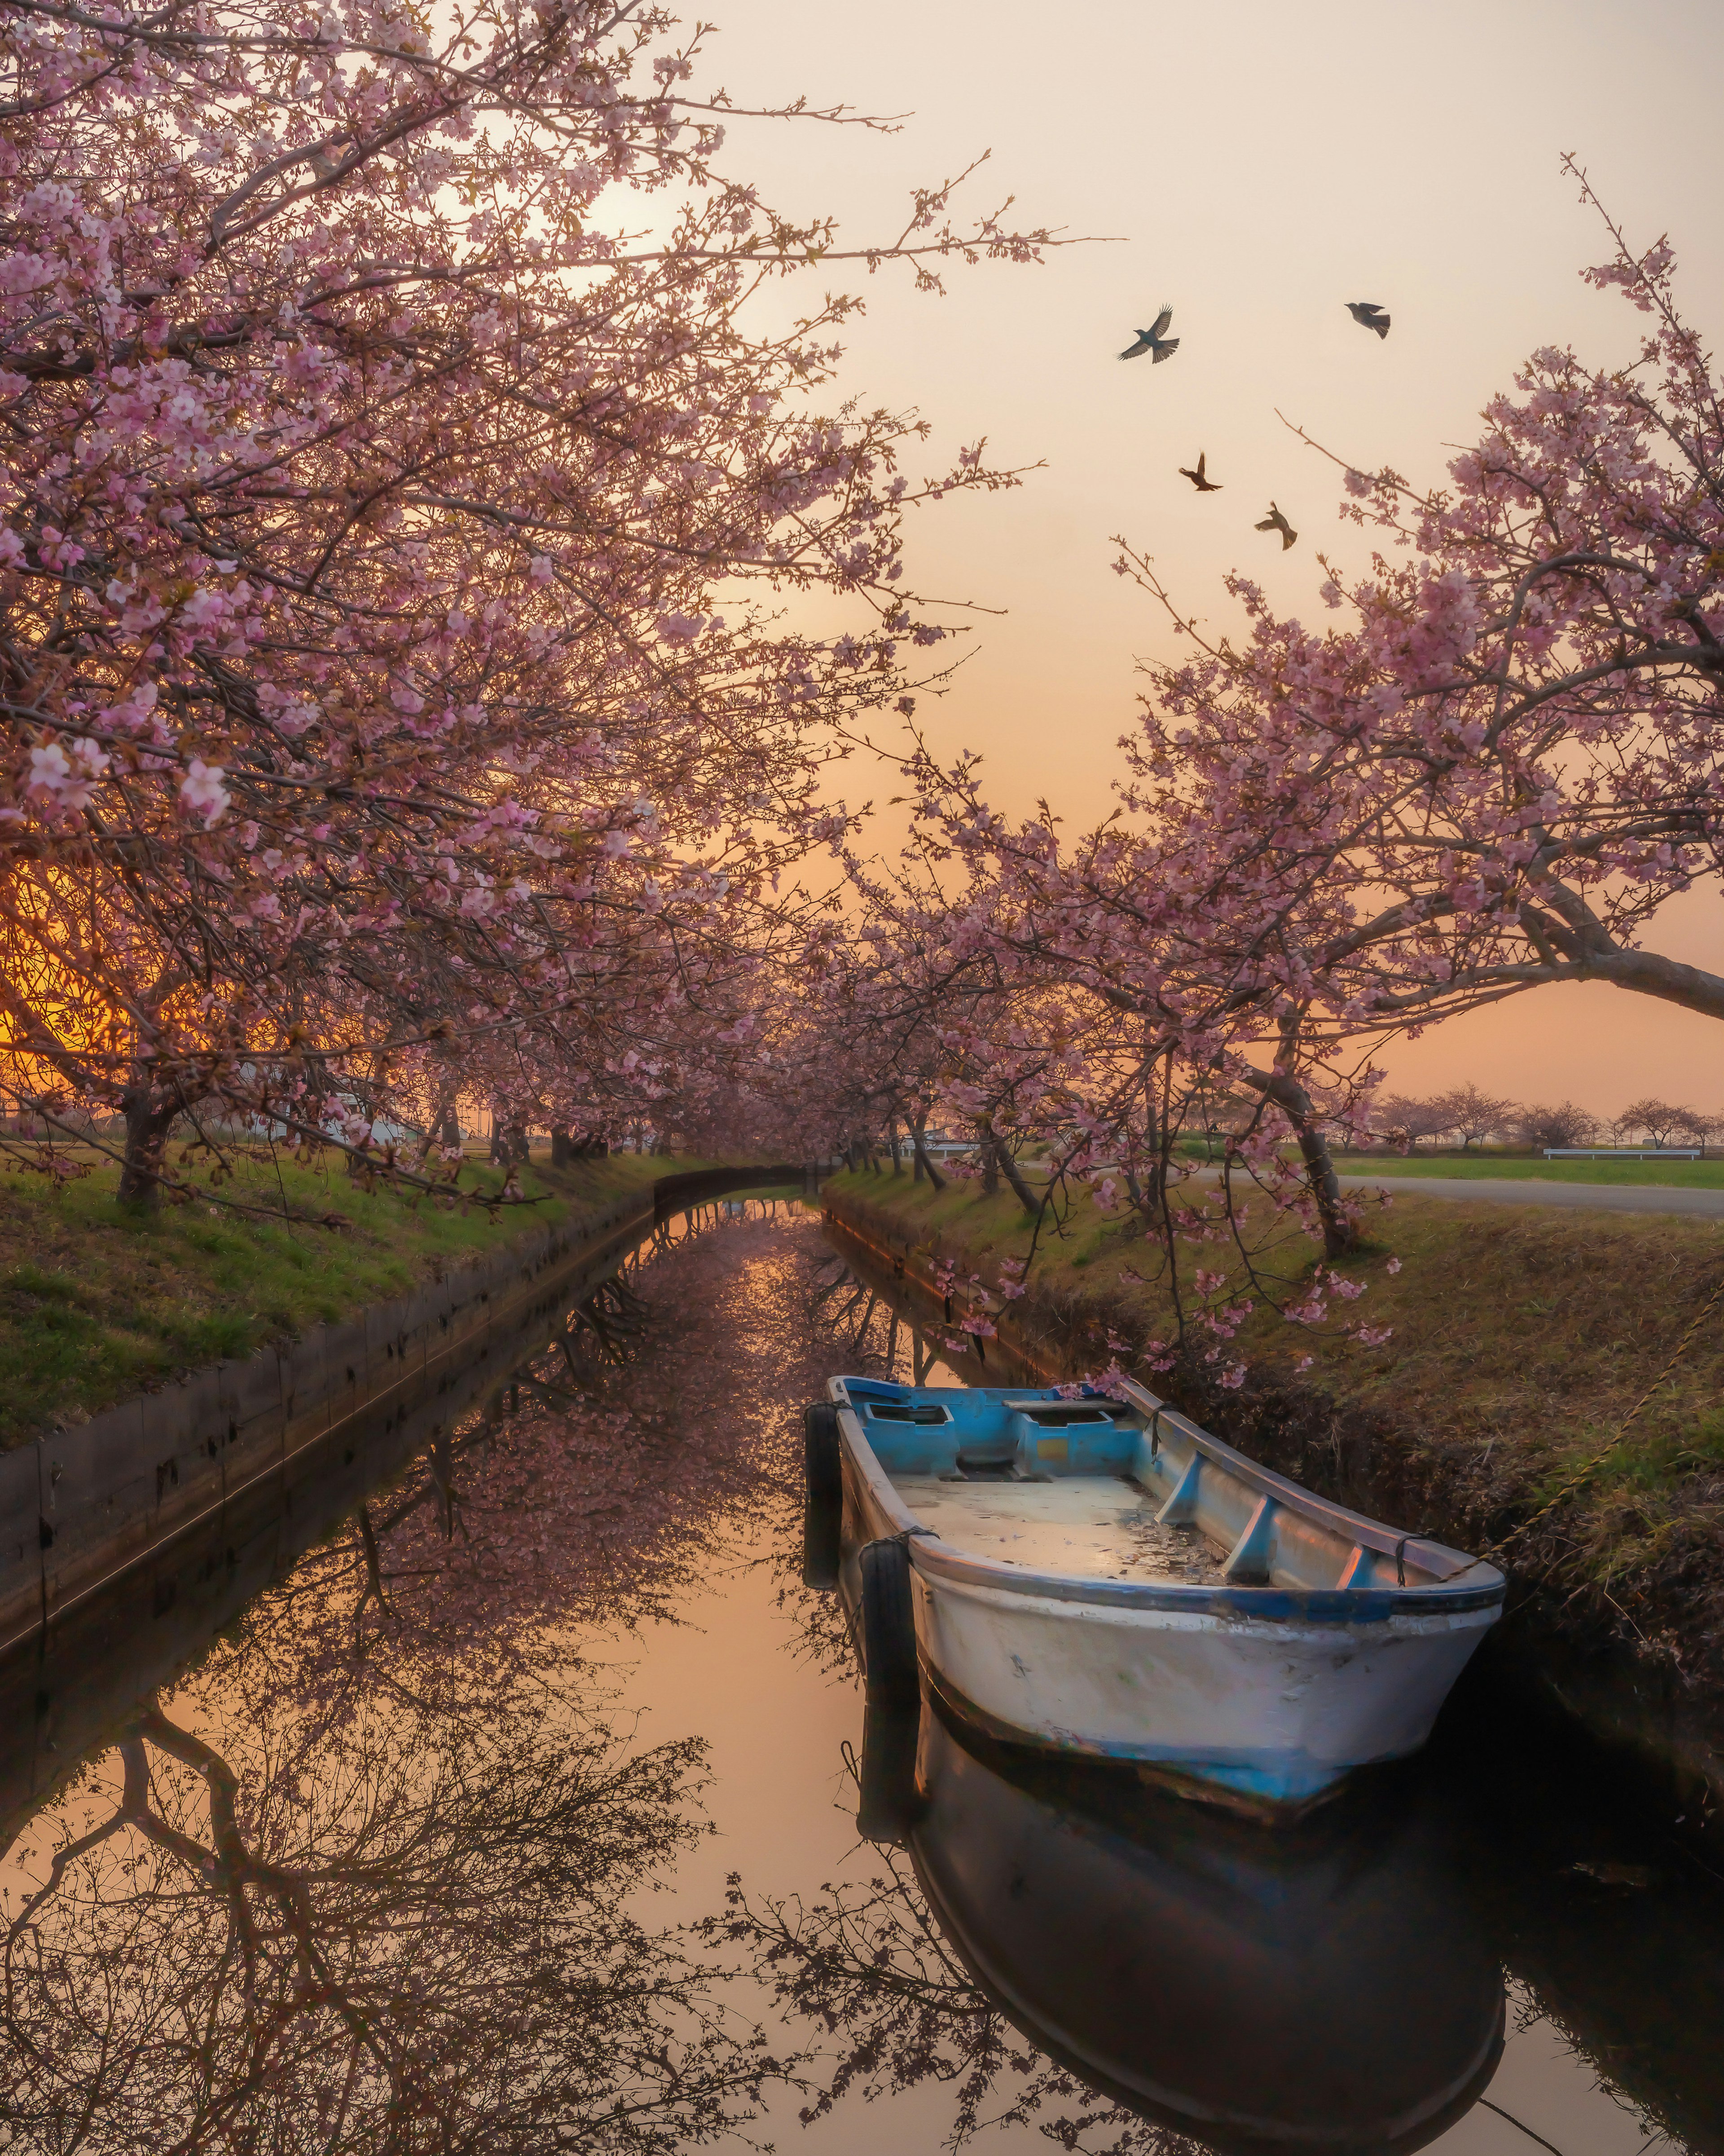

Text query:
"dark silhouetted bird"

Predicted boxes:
[[1119, 305, 1179, 362], [1178, 452, 1222, 491], [1256, 502, 1297, 550], [1346, 300, 1390, 339]]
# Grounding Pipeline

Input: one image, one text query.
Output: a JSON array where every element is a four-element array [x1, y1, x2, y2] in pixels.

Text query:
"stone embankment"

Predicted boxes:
[[1, 1161, 803, 1828], [821, 1177, 1724, 1841]]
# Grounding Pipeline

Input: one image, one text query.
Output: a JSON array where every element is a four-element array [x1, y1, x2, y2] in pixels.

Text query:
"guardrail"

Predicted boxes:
[[1543, 1147, 1705, 1160]]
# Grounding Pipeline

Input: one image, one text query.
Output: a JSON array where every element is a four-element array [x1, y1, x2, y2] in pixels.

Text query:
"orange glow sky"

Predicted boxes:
[[707, 0, 1724, 1117]]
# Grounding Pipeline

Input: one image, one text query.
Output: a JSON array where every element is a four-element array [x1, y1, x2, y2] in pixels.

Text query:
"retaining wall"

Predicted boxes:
[[0, 1163, 805, 1830], [0, 1185, 661, 1663]]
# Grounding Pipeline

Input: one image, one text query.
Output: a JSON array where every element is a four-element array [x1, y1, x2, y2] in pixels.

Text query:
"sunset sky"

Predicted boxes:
[[707, 0, 1724, 1117]]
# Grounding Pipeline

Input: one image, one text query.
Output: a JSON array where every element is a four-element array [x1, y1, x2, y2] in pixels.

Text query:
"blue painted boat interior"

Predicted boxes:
[[834, 1377, 1494, 1600], [839, 1380, 1135, 1477]]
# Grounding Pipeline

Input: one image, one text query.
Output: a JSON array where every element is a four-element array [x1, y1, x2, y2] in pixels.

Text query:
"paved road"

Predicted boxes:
[[1335, 1174, 1724, 1220]]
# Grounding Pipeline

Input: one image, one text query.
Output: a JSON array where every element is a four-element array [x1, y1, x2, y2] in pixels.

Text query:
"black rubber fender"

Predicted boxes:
[[855, 1694, 923, 1845], [801, 1402, 842, 1588], [860, 1535, 919, 1712]]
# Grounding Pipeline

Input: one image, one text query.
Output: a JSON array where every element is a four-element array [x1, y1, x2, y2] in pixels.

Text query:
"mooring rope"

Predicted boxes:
[[1472, 1265, 1724, 1568]]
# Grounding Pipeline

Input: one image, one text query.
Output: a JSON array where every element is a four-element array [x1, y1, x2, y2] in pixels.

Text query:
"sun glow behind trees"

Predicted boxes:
[[0, 0, 1055, 1199]]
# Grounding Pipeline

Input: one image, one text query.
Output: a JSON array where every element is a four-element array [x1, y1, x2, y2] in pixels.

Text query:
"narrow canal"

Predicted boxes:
[[2, 1202, 1721, 2154]]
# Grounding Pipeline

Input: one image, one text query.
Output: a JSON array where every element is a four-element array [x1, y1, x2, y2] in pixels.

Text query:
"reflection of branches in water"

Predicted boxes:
[[0, 1207, 918, 2151], [0, 1211, 866, 2152], [2, 1692, 779, 2154], [563, 1272, 655, 1370], [806, 1253, 915, 1378], [702, 1852, 1199, 2156], [236, 1221, 819, 1725]]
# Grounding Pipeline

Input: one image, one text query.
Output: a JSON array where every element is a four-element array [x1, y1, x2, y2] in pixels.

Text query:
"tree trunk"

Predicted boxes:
[[910, 1119, 947, 1192], [116, 1081, 178, 1208], [995, 1144, 1041, 1218], [1236, 1063, 1356, 1258], [980, 1127, 999, 1197], [977, 1112, 1038, 1217], [550, 1128, 572, 1167], [888, 1118, 903, 1174]]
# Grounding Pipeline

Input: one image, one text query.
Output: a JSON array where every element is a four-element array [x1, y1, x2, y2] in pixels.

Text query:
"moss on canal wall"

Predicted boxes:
[[821, 1169, 1724, 1728], [0, 1151, 720, 1446]]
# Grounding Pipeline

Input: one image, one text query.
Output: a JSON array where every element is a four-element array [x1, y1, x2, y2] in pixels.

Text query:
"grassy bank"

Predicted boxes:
[[1332, 1153, 1724, 1187], [0, 1151, 705, 1446], [823, 1167, 1724, 1685]]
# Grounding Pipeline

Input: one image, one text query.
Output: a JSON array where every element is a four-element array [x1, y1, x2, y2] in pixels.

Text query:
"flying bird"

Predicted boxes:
[[1346, 300, 1390, 339], [1178, 452, 1222, 492], [1255, 502, 1297, 550], [1119, 305, 1179, 363]]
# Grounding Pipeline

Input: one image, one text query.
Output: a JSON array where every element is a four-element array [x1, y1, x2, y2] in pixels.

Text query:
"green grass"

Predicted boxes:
[[0, 1149, 719, 1446], [1331, 1153, 1724, 1187]]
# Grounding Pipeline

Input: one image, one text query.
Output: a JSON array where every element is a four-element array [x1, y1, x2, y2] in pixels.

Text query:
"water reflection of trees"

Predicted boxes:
[[1, 1215, 825, 2154], [0, 1208, 1205, 2155], [241, 1210, 812, 1724], [704, 1848, 1197, 2156], [805, 1250, 948, 1385], [2, 1693, 774, 2152]]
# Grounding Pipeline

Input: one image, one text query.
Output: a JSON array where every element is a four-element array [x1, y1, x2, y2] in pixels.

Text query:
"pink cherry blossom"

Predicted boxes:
[[0, 0, 1059, 1202], [179, 759, 230, 827]]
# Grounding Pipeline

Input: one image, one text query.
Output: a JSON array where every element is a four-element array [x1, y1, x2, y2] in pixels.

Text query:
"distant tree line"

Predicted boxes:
[[1363, 1086, 1721, 1152]]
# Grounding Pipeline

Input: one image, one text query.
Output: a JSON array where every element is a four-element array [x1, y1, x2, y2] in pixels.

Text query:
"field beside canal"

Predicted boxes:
[[0, 1150, 699, 1446], [1332, 1152, 1724, 1187], [822, 1167, 1724, 1688]]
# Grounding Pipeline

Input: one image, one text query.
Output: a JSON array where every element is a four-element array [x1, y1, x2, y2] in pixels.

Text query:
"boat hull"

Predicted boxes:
[[906, 1564, 1495, 1811], [831, 1385, 1502, 1817]]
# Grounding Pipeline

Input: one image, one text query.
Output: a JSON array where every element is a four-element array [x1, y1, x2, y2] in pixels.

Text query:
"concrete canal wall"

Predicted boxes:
[[0, 1161, 805, 1830], [819, 1182, 1724, 1843]]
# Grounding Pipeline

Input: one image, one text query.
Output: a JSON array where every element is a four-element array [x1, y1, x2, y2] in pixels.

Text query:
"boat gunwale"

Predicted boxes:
[[829, 1380, 1505, 1621], [1115, 1379, 1476, 1578]]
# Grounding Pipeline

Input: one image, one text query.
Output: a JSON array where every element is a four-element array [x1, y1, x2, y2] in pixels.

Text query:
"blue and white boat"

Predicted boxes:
[[804, 1375, 1504, 1817]]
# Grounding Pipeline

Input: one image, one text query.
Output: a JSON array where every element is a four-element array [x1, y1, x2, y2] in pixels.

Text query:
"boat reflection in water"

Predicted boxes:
[[866, 1697, 1504, 2156]]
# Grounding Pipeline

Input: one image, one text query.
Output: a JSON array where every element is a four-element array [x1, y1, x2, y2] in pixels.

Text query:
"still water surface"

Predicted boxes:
[[2, 1207, 1720, 2153]]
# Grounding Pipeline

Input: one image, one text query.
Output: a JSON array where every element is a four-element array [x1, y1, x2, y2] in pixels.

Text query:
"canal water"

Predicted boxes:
[[2, 1203, 1721, 2153]]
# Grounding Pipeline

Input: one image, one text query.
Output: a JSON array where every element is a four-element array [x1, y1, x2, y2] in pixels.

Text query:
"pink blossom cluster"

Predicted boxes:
[[0, 0, 1054, 1191]]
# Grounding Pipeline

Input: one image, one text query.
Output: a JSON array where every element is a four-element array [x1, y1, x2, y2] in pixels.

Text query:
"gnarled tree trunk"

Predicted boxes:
[[1235, 1063, 1356, 1259], [116, 1077, 183, 1208], [910, 1117, 946, 1191]]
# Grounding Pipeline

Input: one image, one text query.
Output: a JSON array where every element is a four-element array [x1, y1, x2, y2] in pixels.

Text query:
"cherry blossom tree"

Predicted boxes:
[[1429, 1083, 1519, 1149], [1616, 1097, 1710, 1148], [817, 167, 1723, 1387], [801, 830, 1384, 1389], [1370, 1091, 1457, 1147], [0, 0, 1055, 1201], [1513, 1099, 1597, 1149], [1110, 164, 1724, 1080]]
